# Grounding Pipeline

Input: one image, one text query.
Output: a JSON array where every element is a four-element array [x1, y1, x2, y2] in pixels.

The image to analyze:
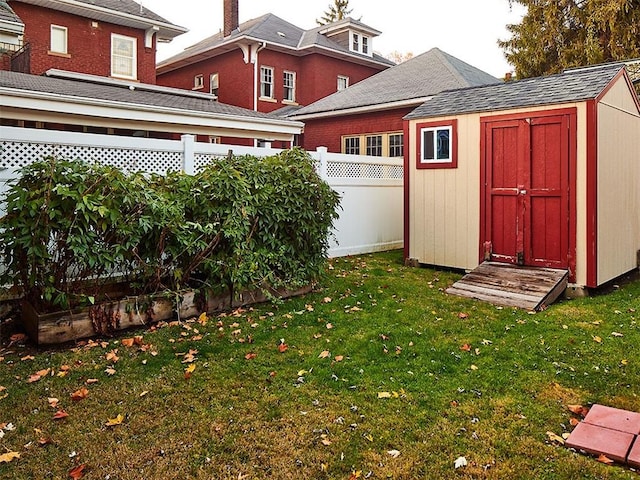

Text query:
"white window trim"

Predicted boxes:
[[50, 25, 68, 55], [337, 75, 349, 91], [193, 74, 204, 90], [420, 126, 452, 164], [260, 65, 275, 100], [210, 73, 219, 98], [349, 31, 372, 57], [111, 33, 137, 80], [283, 70, 296, 103]]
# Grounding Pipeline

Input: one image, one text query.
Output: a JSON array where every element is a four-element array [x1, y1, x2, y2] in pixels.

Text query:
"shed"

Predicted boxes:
[[404, 63, 640, 289]]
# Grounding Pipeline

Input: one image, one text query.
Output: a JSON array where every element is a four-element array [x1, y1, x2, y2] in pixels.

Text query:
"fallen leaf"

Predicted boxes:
[[460, 343, 471, 352], [105, 350, 119, 363], [569, 417, 580, 427], [70, 388, 89, 402], [278, 343, 288, 353], [105, 367, 116, 376], [597, 454, 614, 465], [611, 332, 624, 337], [0, 451, 20, 463], [377, 392, 392, 399], [323, 297, 332, 303], [567, 404, 590, 418], [53, 410, 69, 420], [458, 312, 469, 319], [9, 333, 28, 344], [21, 355, 35, 361], [546, 431, 565, 444], [334, 355, 344, 362], [454, 456, 467, 469], [321, 438, 332, 446], [38, 437, 52, 446], [387, 449, 401, 458], [621, 359, 629, 366], [121, 338, 135, 347], [69, 463, 87, 479], [593, 335, 602, 344], [197, 312, 208, 326], [48, 397, 59, 408], [326, 323, 334, 329], [318, 350, 331, 359], [245, 353, 257, 360], [86, 379, 99, 385], [139, 391, 149, 397], [184, 364, 196, 380], [105, 414, 124, 427], [27, 373, 43, 383], [470, 365, 479, 371]]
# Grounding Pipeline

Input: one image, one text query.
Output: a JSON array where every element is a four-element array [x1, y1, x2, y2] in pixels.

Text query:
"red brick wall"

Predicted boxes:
[[157, 47, 388, 112], [157, 49, 254, 110], [11, 2, 157, 83], [300, 107, 413, 152]]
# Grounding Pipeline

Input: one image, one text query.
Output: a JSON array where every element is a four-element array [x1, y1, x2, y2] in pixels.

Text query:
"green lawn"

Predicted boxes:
[[1, 250, 640, 479]]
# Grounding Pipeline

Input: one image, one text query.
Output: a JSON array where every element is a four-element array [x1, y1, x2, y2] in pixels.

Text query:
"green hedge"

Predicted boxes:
[[0, 148, 341, 311]]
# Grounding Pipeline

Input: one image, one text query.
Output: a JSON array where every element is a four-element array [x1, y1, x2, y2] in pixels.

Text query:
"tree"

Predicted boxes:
[[316, 0, 353, 25], [499, 0, 640, 79], [386, 51, 414, 64]]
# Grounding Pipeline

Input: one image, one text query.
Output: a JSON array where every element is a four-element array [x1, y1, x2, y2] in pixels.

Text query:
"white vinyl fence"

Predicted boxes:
[[0, 126, 403, 257]]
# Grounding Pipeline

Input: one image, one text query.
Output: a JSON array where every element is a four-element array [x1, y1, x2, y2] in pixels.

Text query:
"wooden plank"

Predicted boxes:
[[446, 261, 568, 310]]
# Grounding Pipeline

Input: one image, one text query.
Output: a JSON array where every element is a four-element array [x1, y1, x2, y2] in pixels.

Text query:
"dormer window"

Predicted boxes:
[[349, 31, 371, 56]]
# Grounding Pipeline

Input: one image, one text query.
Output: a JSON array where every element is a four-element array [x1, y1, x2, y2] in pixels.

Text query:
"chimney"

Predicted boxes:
[[223, 0, 239, 37]]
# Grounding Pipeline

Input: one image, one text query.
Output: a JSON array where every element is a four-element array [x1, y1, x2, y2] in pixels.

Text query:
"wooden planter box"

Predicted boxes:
[[22, 285, 312, 345]]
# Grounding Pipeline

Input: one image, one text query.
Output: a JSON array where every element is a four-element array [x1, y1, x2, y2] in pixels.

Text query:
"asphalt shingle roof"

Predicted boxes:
[[288, 48, 499, 117], [405, 63, 624, 120], [0, 70, 285, 120], [0, 0, 22, 26], [55, 0, 172, 24], [158, 14, 393, 70]]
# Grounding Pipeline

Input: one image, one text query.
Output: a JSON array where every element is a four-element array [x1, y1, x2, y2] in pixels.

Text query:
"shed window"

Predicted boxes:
[[344, 136, 360, 155], [389, 133, 404, 157], [366, 135, 383, 156], [416, 120, 457, 169]]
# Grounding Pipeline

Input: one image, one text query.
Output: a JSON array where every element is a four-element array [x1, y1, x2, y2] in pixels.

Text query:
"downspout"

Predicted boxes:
[[252, 42, 267, 112]]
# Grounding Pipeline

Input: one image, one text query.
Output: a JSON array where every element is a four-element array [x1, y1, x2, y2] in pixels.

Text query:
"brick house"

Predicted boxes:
[[5, 0, 186, 83], [286, 48, 500, 157], [156, 0, 393, 122]]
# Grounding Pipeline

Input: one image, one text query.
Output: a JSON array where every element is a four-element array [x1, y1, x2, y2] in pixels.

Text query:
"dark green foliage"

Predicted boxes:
[[316, 0, 353, 25], [0, 149, 340, 311], [501, 0, 640, 80]]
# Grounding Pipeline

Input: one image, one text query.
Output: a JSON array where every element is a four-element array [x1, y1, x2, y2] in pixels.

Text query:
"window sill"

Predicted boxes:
[[417, 160, 457, 170], [259, 96, 277, 103], [192, 86, 204, 91], [111, 75, 138, 82], [48, 51, 71, 58], [281, 100, 298, 106]]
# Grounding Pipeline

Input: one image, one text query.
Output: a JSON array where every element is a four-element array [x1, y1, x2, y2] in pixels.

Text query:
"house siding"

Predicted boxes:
[[156, 47, 385, 113], [300, 107, 412, 152], [10, 2, 157, 83], [596, 77, 640, 285]]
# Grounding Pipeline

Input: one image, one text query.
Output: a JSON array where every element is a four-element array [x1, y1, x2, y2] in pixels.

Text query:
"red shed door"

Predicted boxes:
[[483, 114, 570, 269]]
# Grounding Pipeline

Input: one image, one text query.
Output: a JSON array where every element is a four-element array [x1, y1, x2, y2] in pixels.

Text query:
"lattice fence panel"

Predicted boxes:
[[326, 161, 403, 180], [194, 153, 228, 172], [0, 141, 182, 174]]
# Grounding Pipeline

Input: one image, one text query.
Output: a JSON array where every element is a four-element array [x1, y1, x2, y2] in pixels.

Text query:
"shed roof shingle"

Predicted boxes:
[[288, 48, 499, 118], [405, 63, 625, 120]]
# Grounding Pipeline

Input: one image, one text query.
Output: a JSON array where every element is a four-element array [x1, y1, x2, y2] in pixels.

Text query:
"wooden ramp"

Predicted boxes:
[[446, 262, 569, 311]]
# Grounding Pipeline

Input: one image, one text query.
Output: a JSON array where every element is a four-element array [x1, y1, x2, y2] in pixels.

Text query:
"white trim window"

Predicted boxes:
[[50, 25, 68, 54], [193, 74, 204, 89], [389, 133, 404, 157], [111, 34, 137, 80], [210, 73, 219, 98], [366, 135, 383, 156], [350, 31, 371, 56], [421, 126, 452, 163], [260, 66, 274, 99], [337, 75, 349, 91], [283, 70, 296, 102]]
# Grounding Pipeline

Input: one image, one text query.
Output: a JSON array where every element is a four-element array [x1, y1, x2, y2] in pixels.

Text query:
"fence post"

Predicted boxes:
[[181, 134, 195, 175], [316, 146, 328, 180]]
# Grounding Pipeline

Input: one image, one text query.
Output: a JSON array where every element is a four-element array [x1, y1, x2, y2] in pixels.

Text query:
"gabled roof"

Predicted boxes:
[[11, 0, 186, 40], [0, 70, 303, 138], [157, 14, 393, 74], [405, 63, 626, 120], [0, 0, 23, 34], [287, 48, 499, 119]]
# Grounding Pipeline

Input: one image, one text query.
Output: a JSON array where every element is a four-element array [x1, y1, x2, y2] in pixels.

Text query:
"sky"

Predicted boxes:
[[144, 0, 526, 78]]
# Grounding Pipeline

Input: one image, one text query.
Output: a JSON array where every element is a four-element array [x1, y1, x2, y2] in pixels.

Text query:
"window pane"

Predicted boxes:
[[437, 129, 450, 160], [345, 137, 360, 155], [423, 130, 434, 160], [210, 73, 219, 97], [283, 71, 295, 101], [352, 33, 359, 51], [111, 35, 136, 78], [362, 36, 369, 54], [389, 134, 404, 157], [51, 26, 67, 54], [260, 67, 273, 98], [366, 135, 382, 156], [337, 76, 349, 91]]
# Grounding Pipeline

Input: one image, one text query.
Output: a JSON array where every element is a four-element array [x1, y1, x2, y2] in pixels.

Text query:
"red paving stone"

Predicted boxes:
[[565, 421, 635, 463], [583, 404, 640, 434], [626, 438, 640, 468]]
